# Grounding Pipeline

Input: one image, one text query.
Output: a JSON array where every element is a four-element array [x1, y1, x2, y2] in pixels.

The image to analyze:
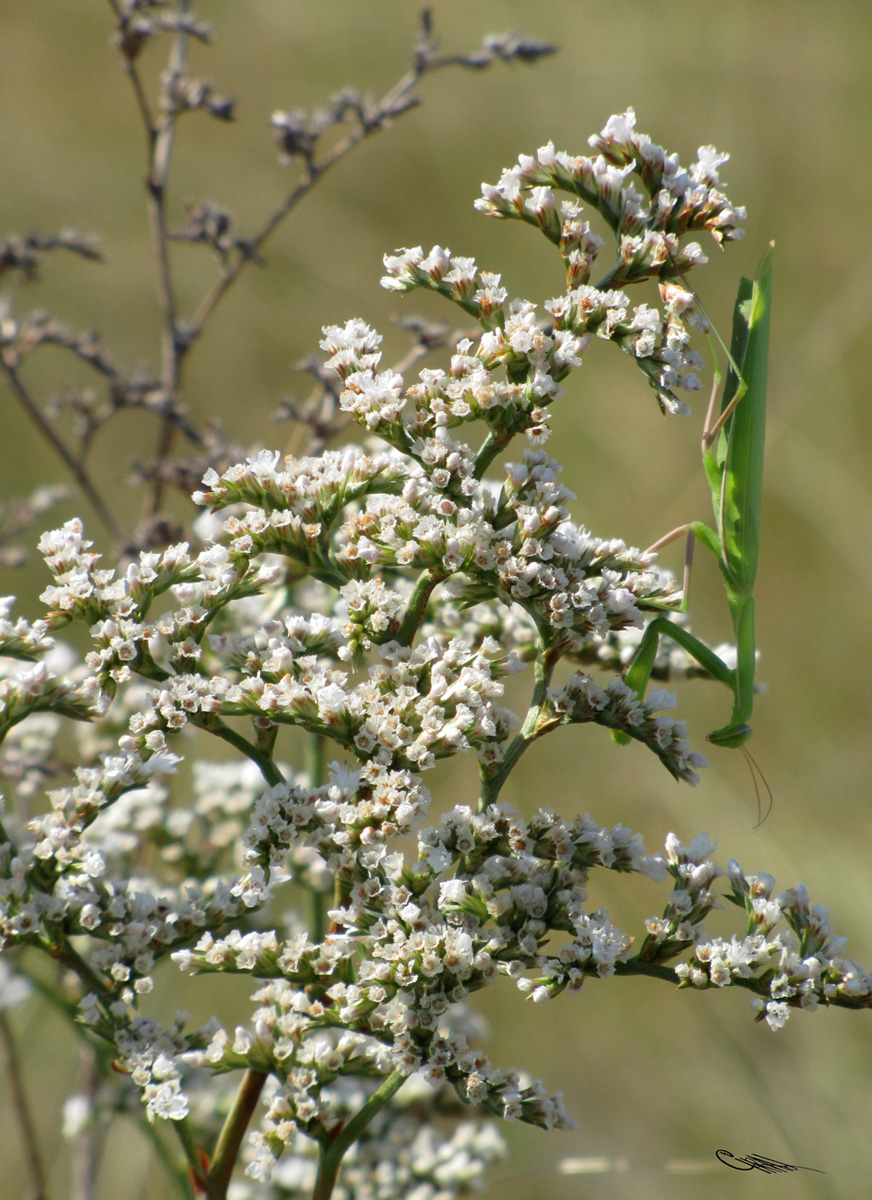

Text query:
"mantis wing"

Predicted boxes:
[[709, 243, 774, 741], [716, 241, 775, 602]]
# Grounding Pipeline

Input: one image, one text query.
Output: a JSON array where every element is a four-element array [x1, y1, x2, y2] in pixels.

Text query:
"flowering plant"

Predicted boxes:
[[1, 10, 870, 1200]]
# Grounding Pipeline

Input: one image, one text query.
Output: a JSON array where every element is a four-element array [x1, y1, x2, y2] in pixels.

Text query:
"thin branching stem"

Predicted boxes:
[[169, 1113, 206, 1198], [2, 361, 126, 546], [70, 1050, 105, 1200], [203, 1069, 269, 1200], [141, 1116, 196, 1200], [0, 1010, 47, 1200], [473, 431, 512, 480], [479, 642, 556, 807], [145, 2, 191, 515], [193, 713, 285, 788], [43, 930, 116, 1012], [307, 734, 328, 941], [185, 42, 474, 352], [105, 0, 158, 142], [614, 958, 775, 1007], [395, 567, 447, 646], [312, 1071, 408, 1200]]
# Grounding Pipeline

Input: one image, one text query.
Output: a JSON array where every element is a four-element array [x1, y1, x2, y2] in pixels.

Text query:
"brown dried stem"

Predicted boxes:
[[183, 17, 554, 347], [145, 3, 191, 515], [2, 361, 125, 545], [99, 4, 552, 531], [0, 1009, 48, 1200]]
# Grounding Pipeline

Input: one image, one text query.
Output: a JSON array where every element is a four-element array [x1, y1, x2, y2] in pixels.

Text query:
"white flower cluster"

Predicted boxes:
[[640, 831, 724, 955], [0, 595, 54, 658], [231, 1073, 506, 1198], [674, 856, 872, 1031], [548, 672, 708, 784], [114, 1013, 192, 1121], [159, 798, 678, 1172], [182, 967, 576, 1139], [0, 586, 101, 730], [466, 108, 744, 414], [172, 802, 667, 1134], [477, 107, 744, 259], [379, 250, 703, 419]]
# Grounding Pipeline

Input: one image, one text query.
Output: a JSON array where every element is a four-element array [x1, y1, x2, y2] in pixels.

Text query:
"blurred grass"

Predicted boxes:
[[2, 1, 872, 1198]]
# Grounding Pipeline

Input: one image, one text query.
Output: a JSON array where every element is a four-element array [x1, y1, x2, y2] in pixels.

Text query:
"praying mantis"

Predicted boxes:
[[619, 243, 774, 759]]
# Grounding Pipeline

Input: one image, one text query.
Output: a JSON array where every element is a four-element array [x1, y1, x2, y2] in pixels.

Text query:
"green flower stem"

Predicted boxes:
[[312, 1070, 407, 1200], [310, 883, 328, 945], [195, 714, 284, 787], [161, 1116, 200, 1199], [480, 646, 556, 808], [395, 568, 447, 646], [308, 733, 327, 788], [203, 1069, 269, 1200], [479, 719, 538, 809], [473, 431, 512, 480], [331, 873, 346, 932], [614, 957, 771, 1003], [307, 734, 329, 942], [613, 959, 678, 985], [44, 928, 116, 1010], [175, 1113, 207, 1190]]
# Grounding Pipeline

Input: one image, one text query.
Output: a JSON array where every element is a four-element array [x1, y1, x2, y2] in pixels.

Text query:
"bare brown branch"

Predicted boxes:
[[0, 1010, 48, 1200]]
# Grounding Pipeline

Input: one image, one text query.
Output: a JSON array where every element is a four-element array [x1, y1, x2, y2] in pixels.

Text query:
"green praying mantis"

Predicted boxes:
[[617, 243, 774, 784]]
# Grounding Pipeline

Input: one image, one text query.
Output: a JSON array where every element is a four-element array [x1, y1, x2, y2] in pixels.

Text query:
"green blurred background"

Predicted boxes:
[[2, 2, 872, 1197]]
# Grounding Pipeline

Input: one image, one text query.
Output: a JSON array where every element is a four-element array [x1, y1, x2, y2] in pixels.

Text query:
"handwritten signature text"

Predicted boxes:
[[716, 1149, 824, 1175]]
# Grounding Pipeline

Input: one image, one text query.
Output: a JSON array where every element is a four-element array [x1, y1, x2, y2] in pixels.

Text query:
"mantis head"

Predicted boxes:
[[706, 723, 752, 750]]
